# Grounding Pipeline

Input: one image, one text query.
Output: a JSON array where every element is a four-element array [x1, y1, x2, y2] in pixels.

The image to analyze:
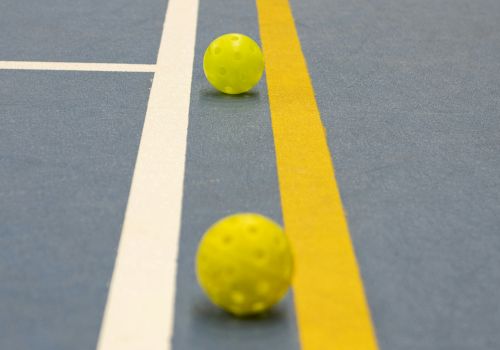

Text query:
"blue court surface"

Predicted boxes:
[[1, 0, 499, 349]]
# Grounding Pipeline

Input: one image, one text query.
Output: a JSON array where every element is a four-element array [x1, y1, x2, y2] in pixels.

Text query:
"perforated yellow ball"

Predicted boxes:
[[195, 213, 293, 316], [203, 33, 265, 94]]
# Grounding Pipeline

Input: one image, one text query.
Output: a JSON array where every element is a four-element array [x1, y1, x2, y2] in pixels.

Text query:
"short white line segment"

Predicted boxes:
[[96, 0, 199, 349], [0, 61, 155, 72]]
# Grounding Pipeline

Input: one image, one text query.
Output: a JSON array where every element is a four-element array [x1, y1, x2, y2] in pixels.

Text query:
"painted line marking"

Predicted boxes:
[[96, 0, 198, 349], [0, 61, 155, 72], [256, 0, 379, 349]]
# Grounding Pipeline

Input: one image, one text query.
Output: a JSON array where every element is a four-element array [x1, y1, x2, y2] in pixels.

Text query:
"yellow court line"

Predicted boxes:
[[256, 1, 379, 349]]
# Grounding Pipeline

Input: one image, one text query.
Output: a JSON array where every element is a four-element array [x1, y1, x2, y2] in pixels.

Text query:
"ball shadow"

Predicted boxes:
[[199, 88, 261, 103], [191, 297, 289, 328]]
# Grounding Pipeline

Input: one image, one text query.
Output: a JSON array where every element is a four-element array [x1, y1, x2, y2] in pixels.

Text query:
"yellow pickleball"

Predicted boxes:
[[203, 33, 265, 94], [195, 213, 294, 316]]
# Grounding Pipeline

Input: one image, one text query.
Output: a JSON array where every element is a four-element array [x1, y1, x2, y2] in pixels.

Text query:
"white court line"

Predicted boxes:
[[96, 0, 198, 349], [0, 61, 155, 72]]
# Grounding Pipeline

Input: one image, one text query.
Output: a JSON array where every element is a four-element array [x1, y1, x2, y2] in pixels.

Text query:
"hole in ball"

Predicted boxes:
[[231, 291, 245, 304], [255, 249, 265, 259]]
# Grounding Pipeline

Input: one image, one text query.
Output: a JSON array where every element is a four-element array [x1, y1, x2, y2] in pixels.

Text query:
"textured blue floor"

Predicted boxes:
[[0, 0, 166, 63], [1, 0, 500, 349], [292, 0, 500, 348], [0, 71, 151, 350]]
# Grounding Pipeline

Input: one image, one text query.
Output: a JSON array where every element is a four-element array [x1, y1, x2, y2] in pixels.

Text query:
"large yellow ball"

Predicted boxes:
[[195, 213, 293, 316], [203, 33, 265, 95]]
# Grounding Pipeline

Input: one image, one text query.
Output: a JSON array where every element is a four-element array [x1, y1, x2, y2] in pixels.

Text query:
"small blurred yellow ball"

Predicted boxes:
[[203, 33, 264, 94], [195, 213, 293, 316]]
